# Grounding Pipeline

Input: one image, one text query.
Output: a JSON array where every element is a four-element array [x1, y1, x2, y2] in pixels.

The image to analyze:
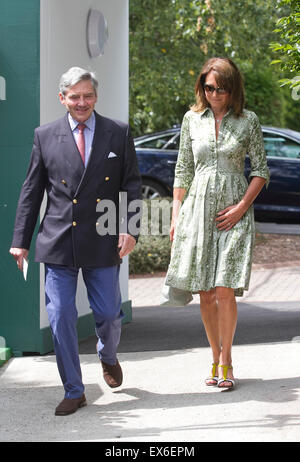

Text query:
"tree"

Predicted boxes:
[[270, 0, 300, 87], [129, 0, 297, 135], [129, 0, 197, 135]]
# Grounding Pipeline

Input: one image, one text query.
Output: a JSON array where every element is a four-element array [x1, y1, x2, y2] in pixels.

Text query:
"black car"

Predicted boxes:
[[135, 125, 300, 222]]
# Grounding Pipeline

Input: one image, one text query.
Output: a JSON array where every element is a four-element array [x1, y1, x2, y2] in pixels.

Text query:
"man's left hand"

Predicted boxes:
[[118, 233, 136, 258]]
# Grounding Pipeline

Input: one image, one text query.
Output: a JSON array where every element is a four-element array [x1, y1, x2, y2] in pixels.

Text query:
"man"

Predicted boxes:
[[10, 67, 142, 416]]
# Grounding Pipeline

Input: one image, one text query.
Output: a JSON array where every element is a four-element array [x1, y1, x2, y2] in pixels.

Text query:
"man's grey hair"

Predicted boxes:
[[59, 67, 98, 96]]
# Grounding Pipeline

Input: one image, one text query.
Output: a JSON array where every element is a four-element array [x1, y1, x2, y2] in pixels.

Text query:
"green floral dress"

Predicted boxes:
[[162, 107, 270, 305]]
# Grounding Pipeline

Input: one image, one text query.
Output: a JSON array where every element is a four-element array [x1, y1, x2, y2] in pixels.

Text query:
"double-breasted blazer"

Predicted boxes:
[[11, 111, 142, 268]]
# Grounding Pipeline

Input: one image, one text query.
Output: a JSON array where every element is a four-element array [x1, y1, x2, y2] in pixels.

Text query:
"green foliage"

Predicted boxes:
[[178, 0, 278, 64], [241, 62, 286, 127], [129, 0, 298, 136], [129, 198, 172, 274], [270, 0, 300, 86], [281, 86, 300, 131], [129, 235, 171, 274], [129, 0, 197, 136]]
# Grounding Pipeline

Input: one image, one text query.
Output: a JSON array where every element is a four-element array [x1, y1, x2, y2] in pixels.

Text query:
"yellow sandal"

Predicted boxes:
[[205, 363, 219, 386], [217, 365, 235, 389]]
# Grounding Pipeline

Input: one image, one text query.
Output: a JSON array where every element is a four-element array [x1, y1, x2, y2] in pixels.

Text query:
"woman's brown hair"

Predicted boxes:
[[191, 57, 245, 116]]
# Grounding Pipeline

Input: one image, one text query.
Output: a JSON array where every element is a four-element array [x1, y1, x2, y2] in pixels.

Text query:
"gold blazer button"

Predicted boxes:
[[73, 199, 78, 204], [105, 176, 109, 181], [96, 198, 101, 203], [72, 221, 77, 227]]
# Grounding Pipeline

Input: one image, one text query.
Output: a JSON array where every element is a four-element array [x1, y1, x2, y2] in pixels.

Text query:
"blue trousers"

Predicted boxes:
[[45, 264, 123, 399]]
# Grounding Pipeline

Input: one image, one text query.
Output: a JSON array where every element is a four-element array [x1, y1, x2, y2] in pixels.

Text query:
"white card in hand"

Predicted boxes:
[[23, 258, 28, 281]]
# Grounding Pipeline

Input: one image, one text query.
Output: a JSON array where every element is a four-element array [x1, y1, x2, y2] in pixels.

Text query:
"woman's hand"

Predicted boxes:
[[216, 177, 267, 231], [169, 189, 186, 242], [169, 221, 176, 242], [215, 203, 246, 231]]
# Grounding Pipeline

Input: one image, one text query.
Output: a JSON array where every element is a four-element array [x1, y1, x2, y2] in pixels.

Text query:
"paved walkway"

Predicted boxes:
[[1, 342, 300, 442], [1, 263, 300, 443], [129, 263, 300, 306]]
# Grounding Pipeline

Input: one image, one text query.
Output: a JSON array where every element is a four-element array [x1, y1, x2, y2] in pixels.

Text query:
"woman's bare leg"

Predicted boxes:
[[215, 286, 237, 386], [199, 289, 221, 367]]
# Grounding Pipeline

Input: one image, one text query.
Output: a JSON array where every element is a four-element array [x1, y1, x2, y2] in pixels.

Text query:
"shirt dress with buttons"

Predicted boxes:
[[162, 108, 270, 305]]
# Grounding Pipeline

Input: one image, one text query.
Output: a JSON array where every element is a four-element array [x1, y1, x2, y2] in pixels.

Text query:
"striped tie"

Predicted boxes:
[[77, 123, 86, 164]]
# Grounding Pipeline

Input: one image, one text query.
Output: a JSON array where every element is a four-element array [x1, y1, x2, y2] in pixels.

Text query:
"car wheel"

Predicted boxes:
[[142, 179, 168, 199]]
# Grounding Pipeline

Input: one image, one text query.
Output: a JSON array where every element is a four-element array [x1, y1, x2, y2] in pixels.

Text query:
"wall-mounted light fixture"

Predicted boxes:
[[86, 9, 108, 58]]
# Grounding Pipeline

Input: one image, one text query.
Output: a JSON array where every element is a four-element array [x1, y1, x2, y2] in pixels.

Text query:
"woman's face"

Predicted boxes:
[[204, 70, 231, 113]]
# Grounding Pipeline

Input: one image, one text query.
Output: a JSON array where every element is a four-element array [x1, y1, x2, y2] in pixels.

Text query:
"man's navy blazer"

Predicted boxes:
[[11, 111, 142, 268]]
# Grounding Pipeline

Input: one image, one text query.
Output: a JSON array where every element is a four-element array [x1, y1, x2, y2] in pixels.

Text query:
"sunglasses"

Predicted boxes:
[[204, 84, 228, 95]]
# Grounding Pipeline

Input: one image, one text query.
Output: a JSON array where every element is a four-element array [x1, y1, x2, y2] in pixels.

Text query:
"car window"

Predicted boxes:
[[136, 134, 175, 149], [165, 133, 180, 150], [263, 135, 300, 159]]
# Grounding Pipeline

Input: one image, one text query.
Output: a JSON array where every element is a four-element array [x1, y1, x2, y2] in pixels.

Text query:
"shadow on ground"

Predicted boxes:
[[79, 301, 300, 354]]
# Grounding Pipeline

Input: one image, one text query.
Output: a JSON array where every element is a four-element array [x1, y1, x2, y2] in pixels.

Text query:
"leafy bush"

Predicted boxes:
[[129, 198, 172, 274], [129, 235, 171, 274]]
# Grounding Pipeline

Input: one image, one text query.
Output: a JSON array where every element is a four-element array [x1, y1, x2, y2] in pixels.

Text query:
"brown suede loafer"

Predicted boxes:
[[55, 394, 87, 416], [101, 359, 123, 388]]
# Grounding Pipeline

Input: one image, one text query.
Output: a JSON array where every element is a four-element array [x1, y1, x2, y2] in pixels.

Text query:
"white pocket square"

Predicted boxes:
[[108, 152, 117, 158]]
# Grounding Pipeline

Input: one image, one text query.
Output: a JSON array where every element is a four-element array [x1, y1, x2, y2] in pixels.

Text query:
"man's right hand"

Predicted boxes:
[[9, 248, 29, 271]]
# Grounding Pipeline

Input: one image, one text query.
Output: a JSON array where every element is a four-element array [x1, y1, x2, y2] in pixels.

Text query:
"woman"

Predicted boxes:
[[162, 57, 269, 389]]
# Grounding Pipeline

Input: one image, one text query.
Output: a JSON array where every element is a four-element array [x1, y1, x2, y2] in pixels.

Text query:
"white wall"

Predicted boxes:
[[39, 0, 129, 328], [40, 0, 129, 124]]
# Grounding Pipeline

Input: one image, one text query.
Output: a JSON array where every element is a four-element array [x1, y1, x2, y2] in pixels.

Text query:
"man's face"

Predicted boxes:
[[59, 79, 97, 123]]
